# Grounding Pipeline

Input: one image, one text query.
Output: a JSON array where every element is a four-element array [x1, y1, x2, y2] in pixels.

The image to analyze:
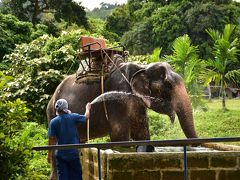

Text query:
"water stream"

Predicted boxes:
[[90, 91, 136, 104]]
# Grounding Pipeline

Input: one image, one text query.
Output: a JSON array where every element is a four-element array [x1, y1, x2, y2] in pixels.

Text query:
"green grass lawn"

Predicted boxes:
[[148, 99, 240, 145]]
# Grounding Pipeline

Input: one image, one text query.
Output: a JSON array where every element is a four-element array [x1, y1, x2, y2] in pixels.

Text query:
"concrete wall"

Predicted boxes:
[[80, 148, 240, 180]]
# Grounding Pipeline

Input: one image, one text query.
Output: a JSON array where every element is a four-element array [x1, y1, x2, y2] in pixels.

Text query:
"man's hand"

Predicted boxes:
[[85, 103, 91, 119], [47, 136, 57, 164], [86, 103, 91, 111], [47, 151, 53, 164]]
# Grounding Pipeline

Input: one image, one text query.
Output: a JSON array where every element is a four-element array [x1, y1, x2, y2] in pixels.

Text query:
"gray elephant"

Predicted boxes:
[[47, 60, 197, 179]]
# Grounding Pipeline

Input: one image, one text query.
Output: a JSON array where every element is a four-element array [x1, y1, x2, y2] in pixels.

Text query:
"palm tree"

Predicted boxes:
[[165, 34, 206, 109], [148, 48, 162, 63], [206, 24, 240, 110]]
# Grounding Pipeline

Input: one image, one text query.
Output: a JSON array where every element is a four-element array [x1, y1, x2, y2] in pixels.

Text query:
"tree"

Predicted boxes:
[[0, 71, 50, 179], [0, 13, 31, 61], [49, 0, 88, 27], [0, 72, 32, 179], [118, 0, 240, 57], [165, 34, 207, 109], [0, 0, 88, 27], [184, 1, 240, 59], [121, 20, 156, 55], [151, 1, 190, 55], [206, 24, 240, 110], [106, 4, 132, 38], [0, 13, 48, 61], [87, 3, 119, 20], [0, 0, 49, 25]]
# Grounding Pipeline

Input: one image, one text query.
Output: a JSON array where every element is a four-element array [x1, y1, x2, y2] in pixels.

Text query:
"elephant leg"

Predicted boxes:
[[130, 117, 150, 141], [109, 120, 130, 141], [130, 117, 154, 152]]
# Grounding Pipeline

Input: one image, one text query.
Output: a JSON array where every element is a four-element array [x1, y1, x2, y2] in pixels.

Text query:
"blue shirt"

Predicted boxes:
[[48, 113, 86, 160]]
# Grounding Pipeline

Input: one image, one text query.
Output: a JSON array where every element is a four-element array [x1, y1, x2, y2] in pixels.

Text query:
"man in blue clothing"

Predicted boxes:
[[47, 98, 91, 180]]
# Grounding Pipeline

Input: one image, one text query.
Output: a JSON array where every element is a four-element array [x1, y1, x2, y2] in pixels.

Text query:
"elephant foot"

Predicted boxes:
[[136, 145, 155, 152]]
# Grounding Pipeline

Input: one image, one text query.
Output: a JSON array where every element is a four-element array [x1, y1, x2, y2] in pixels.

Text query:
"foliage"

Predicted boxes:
[[183, 1, 240, 59], [127, 54, 150, 64], [39, 12, 62, 37], [0, 0, 49, 25], [2, 31, 80, 124], [148, 48, 162, 63], [129, 1, 160, 22], [164, 34, 207, 109], [87, 17, 106, 35], [106, 4, 132, 38], [0, 13, 33, 60], [121, 19, 156, 55], [205, 24, 240, 110], [20, 122, 50, 179], [87, 2, 119, 20], [0, 0, 88, 27], [106, 0, 240, 58], [0, 72, 50, 179], [151, 1, 192, 55], [127, 48, 162, 64], [31, 24, 48, 40], [0, 72, 32, 179], [48, 0, 88, 27]]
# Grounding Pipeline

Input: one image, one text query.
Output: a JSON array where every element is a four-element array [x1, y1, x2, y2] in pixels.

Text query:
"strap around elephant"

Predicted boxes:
[[101, 64, 109, 121], [101, 48, 132, 89]]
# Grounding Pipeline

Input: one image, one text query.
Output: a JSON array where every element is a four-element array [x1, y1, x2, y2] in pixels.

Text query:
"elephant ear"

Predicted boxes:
[[146, 62, 180, 89], [130, 69, 151, 96]]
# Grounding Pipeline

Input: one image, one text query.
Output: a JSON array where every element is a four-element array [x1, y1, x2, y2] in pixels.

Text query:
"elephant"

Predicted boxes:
[[46, 59, 198, 179]]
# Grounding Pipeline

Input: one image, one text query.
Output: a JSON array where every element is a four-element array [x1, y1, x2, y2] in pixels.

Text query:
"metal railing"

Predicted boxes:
[[33, 137, 240, 180]]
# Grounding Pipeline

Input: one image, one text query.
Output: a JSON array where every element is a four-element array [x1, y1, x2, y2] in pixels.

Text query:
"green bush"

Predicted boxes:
[[0, 97, 32, 179], [20, 122, 50, 179], [0, 72, 50, 179], [0, 13, 33, 60], [2, 29, 98, 124]]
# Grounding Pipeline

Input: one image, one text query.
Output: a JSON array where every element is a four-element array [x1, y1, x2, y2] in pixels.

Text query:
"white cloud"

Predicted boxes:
[[75, 0, 127, 10]]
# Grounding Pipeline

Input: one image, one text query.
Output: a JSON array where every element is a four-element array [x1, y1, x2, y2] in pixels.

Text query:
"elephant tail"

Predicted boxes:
[[91, 91, 133, 104]]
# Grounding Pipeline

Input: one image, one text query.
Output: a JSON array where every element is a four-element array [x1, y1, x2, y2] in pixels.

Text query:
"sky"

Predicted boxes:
[[75, 0, 127, 10]]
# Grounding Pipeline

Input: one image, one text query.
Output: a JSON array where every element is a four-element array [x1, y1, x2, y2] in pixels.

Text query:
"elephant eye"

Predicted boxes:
[[151, 81, 163, 90]]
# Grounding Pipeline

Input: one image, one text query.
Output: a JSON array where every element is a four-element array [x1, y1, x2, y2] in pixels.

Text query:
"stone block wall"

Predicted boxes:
[[80, 148, 240, 180]]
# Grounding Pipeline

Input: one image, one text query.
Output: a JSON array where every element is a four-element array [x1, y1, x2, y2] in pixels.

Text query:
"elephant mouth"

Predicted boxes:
[[149, 97, 175, 123]]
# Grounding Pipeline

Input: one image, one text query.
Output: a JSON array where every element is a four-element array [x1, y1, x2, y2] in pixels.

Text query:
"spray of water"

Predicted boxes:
[[90, 91, 135, 105], [90, 91, 163, 105]]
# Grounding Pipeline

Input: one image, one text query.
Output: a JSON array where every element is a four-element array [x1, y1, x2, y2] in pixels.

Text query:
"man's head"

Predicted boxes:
[[55, 99, 69, 115]]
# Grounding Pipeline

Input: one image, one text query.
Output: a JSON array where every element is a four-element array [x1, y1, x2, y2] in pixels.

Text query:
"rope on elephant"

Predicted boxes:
[[101, 48, 131, 87], [87, 117, 90, 142], [101, 64, 109, 121]]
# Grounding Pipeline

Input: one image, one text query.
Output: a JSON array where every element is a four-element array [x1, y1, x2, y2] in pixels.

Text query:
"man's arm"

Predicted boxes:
[[47, 136, 57, 163]]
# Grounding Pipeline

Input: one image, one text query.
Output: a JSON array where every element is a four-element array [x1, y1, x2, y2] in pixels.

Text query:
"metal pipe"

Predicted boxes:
[[32, 137, 240, 151], [97, 148, 102, 180], [184, 145, 188, 180]]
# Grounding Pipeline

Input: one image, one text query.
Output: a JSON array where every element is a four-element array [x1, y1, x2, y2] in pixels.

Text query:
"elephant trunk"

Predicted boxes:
[[175, 83, 198, 138]]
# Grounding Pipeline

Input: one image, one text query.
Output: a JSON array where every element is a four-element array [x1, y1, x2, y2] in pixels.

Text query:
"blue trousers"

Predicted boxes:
[[56, 156, 82, 180]]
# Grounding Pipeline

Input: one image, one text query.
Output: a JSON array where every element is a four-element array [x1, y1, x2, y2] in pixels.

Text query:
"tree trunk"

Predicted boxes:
[[221, 74, 226, 110], [207, 84, 212, 101]]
